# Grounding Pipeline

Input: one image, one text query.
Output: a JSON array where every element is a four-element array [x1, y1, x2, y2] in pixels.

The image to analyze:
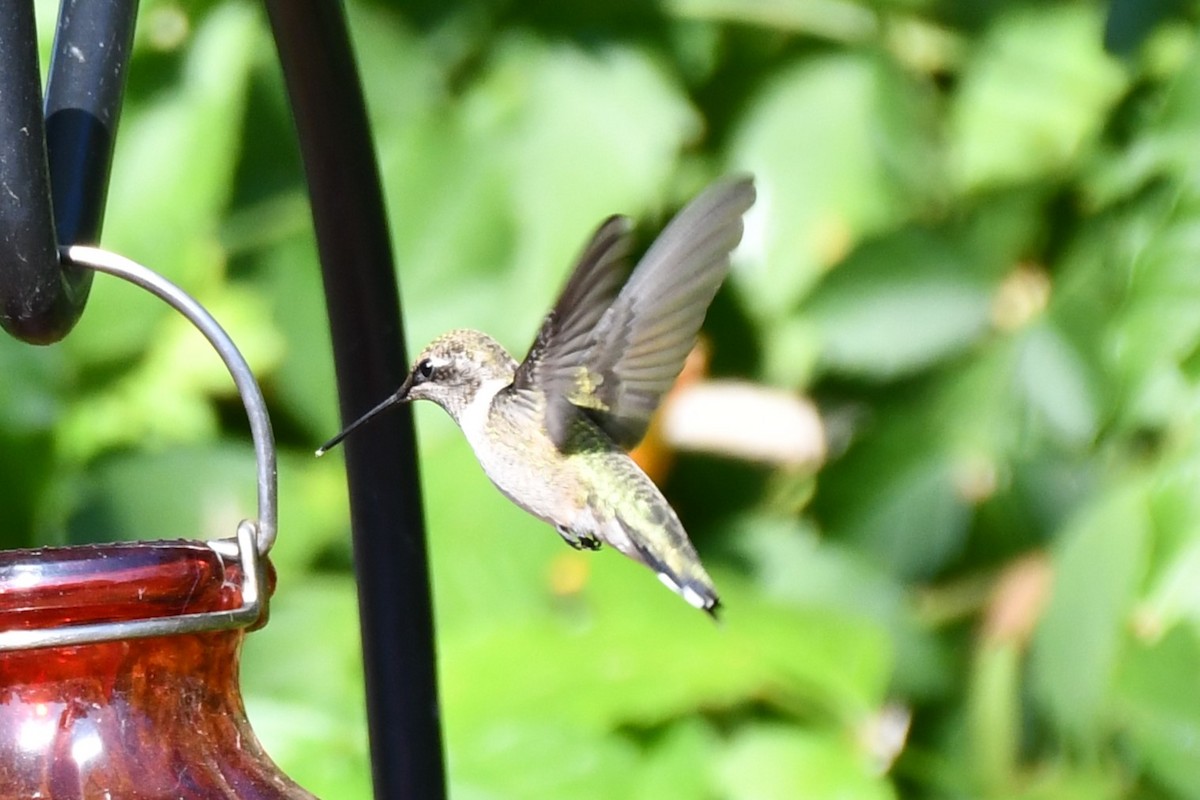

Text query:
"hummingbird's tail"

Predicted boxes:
[[590, 455, 722, 616], [626, 527, 721, 618]]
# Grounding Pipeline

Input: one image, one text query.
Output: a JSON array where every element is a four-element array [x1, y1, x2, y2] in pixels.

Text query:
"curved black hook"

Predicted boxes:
[[0, 2, 71, 344], [0, 0, 136, 344]]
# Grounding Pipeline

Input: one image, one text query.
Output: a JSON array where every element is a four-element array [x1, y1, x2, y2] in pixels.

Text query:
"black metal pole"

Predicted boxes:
[[263, 3, 446, 799], [44, 0, 139, 246], [0, 0, 81, 344]]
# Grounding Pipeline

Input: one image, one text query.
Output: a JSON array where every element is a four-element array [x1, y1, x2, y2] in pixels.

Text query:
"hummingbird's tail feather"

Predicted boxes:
[[623, 527, 721, 617]]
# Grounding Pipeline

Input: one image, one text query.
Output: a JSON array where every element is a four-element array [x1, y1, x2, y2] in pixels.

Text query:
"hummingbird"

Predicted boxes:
[[318, 176, 756, 615]]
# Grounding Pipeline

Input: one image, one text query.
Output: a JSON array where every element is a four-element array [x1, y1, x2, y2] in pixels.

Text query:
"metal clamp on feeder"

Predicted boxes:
[[0, 245, 278, 652]]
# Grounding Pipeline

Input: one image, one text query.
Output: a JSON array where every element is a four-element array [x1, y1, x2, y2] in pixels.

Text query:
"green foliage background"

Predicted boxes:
[[10, 0, 1200, 797]]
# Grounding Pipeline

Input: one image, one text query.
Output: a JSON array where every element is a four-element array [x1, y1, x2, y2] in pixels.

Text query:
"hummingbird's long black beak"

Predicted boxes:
[[315, 375, 413, 456]]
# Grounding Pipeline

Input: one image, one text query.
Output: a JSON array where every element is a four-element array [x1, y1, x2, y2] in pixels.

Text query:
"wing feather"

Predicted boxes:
[[511, 215, 632, 398], [554, 176, 755, 448]]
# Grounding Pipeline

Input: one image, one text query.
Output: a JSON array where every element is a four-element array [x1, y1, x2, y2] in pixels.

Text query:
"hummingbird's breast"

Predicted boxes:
[[467, 387, 658, 535], [457, 383, 592, 524]]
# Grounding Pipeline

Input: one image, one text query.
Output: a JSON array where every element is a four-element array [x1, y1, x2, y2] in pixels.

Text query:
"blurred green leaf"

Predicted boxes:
[[1012, 766, 1124, 800], [451, 721, 641, 800], [441, 582, 892, 740], [805, 230, 993, 380], [1104, 0, 1189, 56], [666, 0, 879, 42], [1115, 626, 1200, 799], [0, 432, 57, 550], [348, 4, 446, 133], [819, 412, 973, 580], [65, 1, 261, 366], [270, 451, 353, 578], [967, 642, 1021, 794], [384, 34, 701, 354], [847, 453, 971, 579], [243, 576, 369, 799], [1139, 451, 1200, 635], [631, 720, 720, 800], [0, 340, 64, 435], [734, 515, 949, 699], [715, 724, 897, 800], [950, 5, 1126, 193], [1086, 45, 1200, 203], [489, 37, 700, 277], [1104, 186, 1200, 431], [729, 52, 936, 318], [250, 233, 339, 438], [57, 282, 282, 462], [60, 444, 258, 543], [1015, 321, 1102, 448], [1031, 485, 1151, 744]]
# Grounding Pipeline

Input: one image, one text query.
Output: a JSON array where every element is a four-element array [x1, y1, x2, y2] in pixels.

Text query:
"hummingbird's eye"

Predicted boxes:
[[416, 359, 435, 381]]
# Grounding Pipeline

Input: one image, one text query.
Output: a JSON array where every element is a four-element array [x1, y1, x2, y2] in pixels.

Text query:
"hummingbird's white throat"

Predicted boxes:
[[455, 377, 512, 436]]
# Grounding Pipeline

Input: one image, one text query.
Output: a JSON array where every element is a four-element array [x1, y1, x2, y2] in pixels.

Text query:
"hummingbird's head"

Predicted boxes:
[[398, 329, 517, 420], [315, 329, 517, 456]]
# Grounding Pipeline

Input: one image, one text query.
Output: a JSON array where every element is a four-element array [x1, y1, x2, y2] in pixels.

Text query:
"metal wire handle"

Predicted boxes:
[[0, 520, 267, 651], [63, 245, 278, 557], [0, 245, 279, 651]]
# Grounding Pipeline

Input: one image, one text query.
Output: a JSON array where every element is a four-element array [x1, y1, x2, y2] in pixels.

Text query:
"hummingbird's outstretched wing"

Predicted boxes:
[[512, 214, 633, 397], [518, 176, 756, 450]]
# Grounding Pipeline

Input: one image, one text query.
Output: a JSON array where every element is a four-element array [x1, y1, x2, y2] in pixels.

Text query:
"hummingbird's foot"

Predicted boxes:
[[578, 533, 602, 551], [555, 524, 603, 551], [555, 524, 585, 550]]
